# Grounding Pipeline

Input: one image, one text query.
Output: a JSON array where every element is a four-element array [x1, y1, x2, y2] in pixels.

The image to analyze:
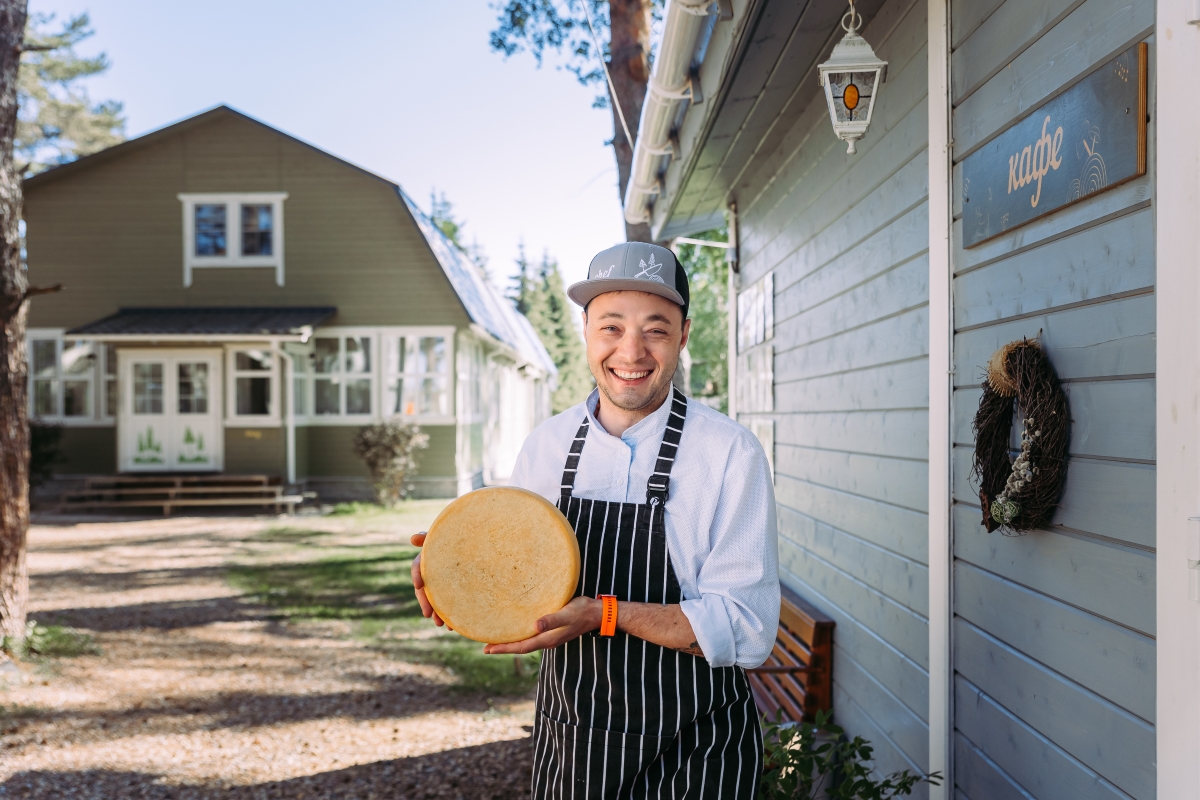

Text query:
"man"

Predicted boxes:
[[412, 242, 779, 799]]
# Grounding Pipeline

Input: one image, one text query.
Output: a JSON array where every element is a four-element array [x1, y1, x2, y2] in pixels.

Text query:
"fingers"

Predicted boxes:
[[487, 598, 600, 655], [411, 552, 436, 620], [411, 553, 424, 590], [484, 629, 563, 655], [410, 531, 426, 546], [535, 596, 600, 634]]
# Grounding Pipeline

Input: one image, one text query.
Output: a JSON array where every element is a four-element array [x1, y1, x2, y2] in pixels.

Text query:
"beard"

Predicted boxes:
[[592, 361, 677, 413]]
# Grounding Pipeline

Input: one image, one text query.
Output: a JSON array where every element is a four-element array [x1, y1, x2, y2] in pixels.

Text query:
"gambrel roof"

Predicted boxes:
[[25, 105, 555, 376]]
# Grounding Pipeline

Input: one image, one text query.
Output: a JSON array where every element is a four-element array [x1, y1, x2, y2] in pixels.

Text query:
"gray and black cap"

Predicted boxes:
[[567, 242, 690, 319]]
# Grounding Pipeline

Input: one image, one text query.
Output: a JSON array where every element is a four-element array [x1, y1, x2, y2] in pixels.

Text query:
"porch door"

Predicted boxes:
[[118, 349, 224, 472]]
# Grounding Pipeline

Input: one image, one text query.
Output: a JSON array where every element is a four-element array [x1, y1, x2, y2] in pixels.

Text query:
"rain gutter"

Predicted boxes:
[[623, 0, 728, 229]]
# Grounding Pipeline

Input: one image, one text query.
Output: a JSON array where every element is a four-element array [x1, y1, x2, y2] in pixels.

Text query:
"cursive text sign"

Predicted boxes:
[[961, 43, 1146, 248]]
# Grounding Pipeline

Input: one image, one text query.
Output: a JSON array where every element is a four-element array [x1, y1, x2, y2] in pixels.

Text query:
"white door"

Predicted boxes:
[[118, 349, 224, 472]]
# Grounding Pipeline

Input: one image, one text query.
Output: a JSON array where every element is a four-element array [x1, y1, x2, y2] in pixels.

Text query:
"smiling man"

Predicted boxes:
[[412, 242, 779, 799]]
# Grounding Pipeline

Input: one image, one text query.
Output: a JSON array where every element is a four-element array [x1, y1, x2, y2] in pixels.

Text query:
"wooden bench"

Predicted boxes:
[[748, 584, 835, 723]]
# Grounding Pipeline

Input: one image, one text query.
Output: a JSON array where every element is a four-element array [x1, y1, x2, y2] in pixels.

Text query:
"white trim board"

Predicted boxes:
[[178, 192, 288, 287], [1156, 1, 1200, 794], [926, 0, 953, 795]]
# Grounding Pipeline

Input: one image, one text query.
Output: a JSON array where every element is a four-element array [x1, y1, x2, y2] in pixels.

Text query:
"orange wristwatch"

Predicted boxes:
[[598, 595, 618, 637]]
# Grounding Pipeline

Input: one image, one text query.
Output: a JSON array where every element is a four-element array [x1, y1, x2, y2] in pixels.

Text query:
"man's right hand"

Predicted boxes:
[[410, 532, 446, 627]]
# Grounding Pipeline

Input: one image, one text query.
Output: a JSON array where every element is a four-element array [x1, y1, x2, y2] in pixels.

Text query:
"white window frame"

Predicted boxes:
[[300, 328, 381, 424], [25, 329, 114, 426], [178, 192, 288, 287], [380, 327, 456, 424], [224, 345, 281, 427], [290, 326, 456, 426]]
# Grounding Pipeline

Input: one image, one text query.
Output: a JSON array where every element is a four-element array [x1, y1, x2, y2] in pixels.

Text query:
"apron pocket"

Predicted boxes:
[[535, 714, 671, 800]]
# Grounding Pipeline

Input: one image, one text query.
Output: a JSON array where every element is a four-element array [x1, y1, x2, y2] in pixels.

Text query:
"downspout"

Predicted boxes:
[[726, 201, 739, 420], [280, 346, 296, 485], [623, 0, 724, 229]]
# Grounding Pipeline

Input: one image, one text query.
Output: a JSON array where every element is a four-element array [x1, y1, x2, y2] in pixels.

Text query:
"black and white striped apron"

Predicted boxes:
[[532, 388, 762, 800]]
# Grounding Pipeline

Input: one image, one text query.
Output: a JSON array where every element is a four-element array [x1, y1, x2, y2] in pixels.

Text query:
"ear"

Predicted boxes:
[[680, 318, 691, 351]]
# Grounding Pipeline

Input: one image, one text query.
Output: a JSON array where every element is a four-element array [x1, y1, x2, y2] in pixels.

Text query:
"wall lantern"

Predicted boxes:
[[817, 1, 888, 154]]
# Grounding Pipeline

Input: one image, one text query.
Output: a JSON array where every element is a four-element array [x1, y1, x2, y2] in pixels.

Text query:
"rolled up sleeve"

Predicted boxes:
[[678, 432, 780, 669]]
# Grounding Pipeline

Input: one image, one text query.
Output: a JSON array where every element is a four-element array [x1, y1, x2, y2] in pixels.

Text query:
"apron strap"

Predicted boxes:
[[560, 417, 590, 502], [646, 387, 689, 505]]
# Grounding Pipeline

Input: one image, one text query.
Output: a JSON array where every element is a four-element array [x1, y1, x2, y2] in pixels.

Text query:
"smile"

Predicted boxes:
[[612, 368, 651, 381]]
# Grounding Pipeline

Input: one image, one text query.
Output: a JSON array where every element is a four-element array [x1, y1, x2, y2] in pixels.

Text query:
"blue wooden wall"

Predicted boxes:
[[949, 0, 1156, 796], [736, 0, 932, 786]]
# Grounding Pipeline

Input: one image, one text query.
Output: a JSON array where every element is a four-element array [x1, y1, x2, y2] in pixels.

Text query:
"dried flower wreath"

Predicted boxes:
[[971, 339, 1069, 534]]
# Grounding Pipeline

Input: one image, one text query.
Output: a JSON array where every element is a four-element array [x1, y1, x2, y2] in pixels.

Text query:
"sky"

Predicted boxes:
[[28, 0, 627, 291]]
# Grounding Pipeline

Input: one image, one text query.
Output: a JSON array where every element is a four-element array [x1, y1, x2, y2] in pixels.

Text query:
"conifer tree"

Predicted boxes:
[[17, 13, 124, 174], [509, 249, 593, 413], [534, 254, 592, 413]]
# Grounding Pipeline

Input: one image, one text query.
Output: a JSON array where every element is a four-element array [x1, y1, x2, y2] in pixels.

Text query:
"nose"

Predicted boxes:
[[615, 327, 648, 364]]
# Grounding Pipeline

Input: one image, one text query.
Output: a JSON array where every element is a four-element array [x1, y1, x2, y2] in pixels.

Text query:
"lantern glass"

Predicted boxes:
[[824, 69, 880, 124]]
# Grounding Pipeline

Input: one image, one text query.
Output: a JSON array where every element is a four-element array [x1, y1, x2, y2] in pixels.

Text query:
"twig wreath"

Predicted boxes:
[[971, 338, 1069, 534]]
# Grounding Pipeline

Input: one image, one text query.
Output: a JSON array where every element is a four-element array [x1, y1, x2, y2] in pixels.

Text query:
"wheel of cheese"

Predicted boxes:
[[420, 486, 580, 644]]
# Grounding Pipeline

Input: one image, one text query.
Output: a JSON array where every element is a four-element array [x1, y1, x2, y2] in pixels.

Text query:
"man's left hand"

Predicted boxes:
[[483, 596, 602, 655]]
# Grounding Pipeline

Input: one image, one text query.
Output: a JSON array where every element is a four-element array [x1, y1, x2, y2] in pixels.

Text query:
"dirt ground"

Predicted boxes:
[[0, 509, 536, 799]]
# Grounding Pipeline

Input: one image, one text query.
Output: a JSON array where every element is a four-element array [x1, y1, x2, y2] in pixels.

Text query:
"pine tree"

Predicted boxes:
[[429, 190, 488, 274], [17, 13, 124, 174], [537, 254, 592, 413], [508, 242, 537, 315], [491, 1, 658, 243]]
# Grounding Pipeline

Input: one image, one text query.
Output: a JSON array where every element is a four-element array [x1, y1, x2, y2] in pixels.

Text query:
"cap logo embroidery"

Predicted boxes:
[[595, 265, 616, 278], [635, 254, 666, 284]]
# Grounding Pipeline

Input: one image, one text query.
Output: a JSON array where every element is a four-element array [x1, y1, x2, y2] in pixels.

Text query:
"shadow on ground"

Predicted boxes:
[[0, 735, 534, 799], [6, 669, 495, 736]]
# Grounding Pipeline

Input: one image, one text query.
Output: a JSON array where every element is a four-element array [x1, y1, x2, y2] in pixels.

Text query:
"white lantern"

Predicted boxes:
[[817, 1, 888, 154]]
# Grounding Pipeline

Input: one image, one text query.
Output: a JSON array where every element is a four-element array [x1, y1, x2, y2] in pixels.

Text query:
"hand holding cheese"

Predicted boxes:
[[409, 532, 444, 628], [414, 487, 581, 643]]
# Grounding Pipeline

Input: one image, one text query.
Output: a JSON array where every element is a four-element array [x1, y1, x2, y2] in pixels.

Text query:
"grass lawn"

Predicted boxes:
[[228, 500, 541, 695]]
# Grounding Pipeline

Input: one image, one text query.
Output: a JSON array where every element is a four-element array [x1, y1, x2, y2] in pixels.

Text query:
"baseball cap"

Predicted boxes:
[[567, 242, 690, 319]]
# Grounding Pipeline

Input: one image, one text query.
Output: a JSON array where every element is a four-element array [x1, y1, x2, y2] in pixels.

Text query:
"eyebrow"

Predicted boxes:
[[595, 311, 676, 325]]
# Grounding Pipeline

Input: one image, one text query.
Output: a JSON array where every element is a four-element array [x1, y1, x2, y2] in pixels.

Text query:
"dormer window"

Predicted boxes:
[[241, 205, 273, 255], [178, 193, 287, 287], [195, 204, 227, 255]]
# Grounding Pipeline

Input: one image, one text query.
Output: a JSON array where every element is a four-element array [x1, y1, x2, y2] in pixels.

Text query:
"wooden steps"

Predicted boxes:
[[59, 474, 306, 516]]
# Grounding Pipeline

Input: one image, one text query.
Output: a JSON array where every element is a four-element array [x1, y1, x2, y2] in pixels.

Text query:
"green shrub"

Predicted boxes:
[[352, 423, 430, 506], [759, 710, 941, 800]]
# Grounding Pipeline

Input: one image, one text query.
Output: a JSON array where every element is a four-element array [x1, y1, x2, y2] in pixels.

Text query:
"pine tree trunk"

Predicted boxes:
[[0, 0, 30, 642], [607, 0, 653, 244]]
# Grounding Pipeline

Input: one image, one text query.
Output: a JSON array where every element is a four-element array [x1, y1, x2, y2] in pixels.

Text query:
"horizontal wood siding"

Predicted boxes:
[[300, 424, 456, 480], [223, 428, 285, 476], [949, 0, 1156, 794], [739, 0, 931, 785], [23, 111, 472, 330]]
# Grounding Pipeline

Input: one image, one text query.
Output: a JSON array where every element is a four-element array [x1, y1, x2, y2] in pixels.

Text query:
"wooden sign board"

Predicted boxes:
[[961, 43, 1147, 248]]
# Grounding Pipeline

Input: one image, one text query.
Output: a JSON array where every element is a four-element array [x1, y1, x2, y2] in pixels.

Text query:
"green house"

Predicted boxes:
[[23, 105, 555, 499]]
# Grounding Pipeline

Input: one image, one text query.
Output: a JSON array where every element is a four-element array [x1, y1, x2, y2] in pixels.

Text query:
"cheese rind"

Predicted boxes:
[[420, 487, 580, 643]]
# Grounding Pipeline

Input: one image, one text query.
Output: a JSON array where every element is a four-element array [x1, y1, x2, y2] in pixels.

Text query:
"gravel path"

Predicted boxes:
[[0, 511, 535, 799]]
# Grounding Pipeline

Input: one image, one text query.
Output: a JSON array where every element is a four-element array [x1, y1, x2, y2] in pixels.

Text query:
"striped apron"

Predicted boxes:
[[531, 388, 762, 800]]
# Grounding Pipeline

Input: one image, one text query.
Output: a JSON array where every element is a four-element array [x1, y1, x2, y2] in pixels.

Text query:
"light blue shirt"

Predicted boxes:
[[509, 389, 780, 669]]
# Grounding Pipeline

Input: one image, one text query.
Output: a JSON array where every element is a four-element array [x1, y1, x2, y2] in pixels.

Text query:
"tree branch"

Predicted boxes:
[[19, 43, 57, 52], [24, 283, 63, 299]]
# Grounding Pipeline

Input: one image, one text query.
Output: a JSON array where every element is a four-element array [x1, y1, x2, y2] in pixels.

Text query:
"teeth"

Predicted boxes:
[[613, 369, 650, 380]]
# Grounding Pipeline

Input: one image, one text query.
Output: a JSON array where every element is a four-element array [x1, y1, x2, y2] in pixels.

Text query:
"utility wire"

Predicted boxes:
[[572, 0, 635, 148]]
